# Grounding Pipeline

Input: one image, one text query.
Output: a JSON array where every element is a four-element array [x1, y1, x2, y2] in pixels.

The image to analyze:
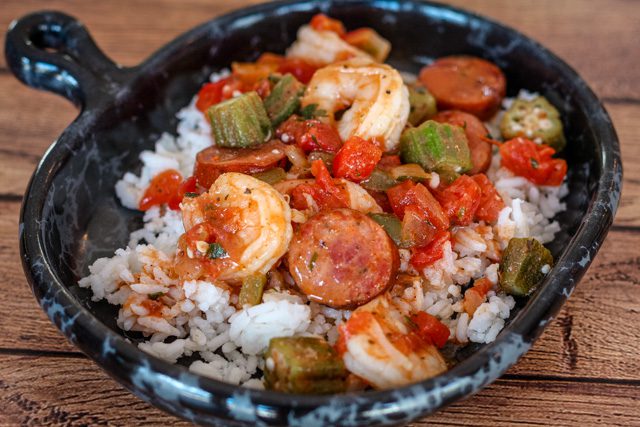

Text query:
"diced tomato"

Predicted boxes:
[[181, 222, 218, 249], [410, 230, 451, 270], [290, 183, 317, 210], [139, 169, 184, 211], [195, 77, 243, 112], [256, 53, 318, 84], [291, 160, 350, 210], [303, 122, 343, 153], [401, 205, 437, 248], [276, 116, 343, 153], [462, 277, 493, 316], [310, 13, 346, 36], [332, 136, 383, 182], [311, 159, 349, 206], [255, 52, 283, 66], [231, 62, 277, 88], [386, 180, 450, 230], [434, 175, 482, 226], [471, 173, 505, 224], [179, 176, 198, 196], [278, 58, 318, 84], [377, 154, 402, 169], [499, 137, 567, 186], [410, 311, 450, 348]]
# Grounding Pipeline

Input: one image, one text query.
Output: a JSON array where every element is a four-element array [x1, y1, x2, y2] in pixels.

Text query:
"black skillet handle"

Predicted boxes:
[[4, 11, 129, 108]]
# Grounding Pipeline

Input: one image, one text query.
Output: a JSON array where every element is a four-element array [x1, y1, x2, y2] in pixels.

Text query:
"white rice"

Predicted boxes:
[[79, 80, 568, 386]]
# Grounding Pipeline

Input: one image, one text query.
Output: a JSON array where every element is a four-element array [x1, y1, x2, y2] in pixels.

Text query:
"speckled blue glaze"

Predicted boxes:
[[6, 1, 622, 426]]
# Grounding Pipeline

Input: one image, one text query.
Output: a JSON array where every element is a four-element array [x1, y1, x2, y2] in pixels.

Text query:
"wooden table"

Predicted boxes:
[[1, 0, 638, 425]]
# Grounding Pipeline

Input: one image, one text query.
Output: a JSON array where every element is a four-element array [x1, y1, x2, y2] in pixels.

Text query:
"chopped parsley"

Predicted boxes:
[[308, 252, 318, 271], [207, 243, 227, 259], [530, 158, 539, 169], [457, 207, 466, 220], [299, 103, 327, 120], [405, 315, 418, 329], [148, 292, 164, 300], [184, 192, 199, 198]]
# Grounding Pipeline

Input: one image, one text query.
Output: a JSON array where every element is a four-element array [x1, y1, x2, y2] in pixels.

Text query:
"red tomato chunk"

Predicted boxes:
[[434, 175, 482, 226], [410, 311, 451, 348], [195, 77, 243, 112], [332, 136, 383, 182], [276, 116, 343, 153], [499, 137, 567, 186], [139, 169, 184, 211], [386, 180, 449, 230], [256, 53, 318, 84], [410, 230, 451, 270], [471, 173, 505, 224], [291, 160, 350, 210]]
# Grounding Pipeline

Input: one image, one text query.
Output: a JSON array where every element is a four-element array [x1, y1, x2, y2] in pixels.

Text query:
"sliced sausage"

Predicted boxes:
[[419, 56, 506, 120], [194, 140, 287, 189], [287, 208, 399, 309], [433, 110, 492, 174]]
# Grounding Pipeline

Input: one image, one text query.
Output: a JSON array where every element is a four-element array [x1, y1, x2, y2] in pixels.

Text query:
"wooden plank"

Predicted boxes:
[[0, 76, 77, 196], [606, 103, 640, 226], [0, 354, 637, 426], [0, 0, 263, 68], [0, 354, 191, 426], [426, 377, 640, 426], [1, 0, 638, 100], [2, 197, 639, 379], [0, 201, 79, 354]]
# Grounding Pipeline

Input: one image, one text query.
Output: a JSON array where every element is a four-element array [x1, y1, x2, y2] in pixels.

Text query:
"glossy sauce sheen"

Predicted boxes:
[[287, 208, 399, 308]]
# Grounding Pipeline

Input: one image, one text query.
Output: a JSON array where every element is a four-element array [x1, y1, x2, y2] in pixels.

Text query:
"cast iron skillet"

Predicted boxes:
[[5, 1, 622, 425]]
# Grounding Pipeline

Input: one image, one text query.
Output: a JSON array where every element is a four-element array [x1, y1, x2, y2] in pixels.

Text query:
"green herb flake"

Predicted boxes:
[[268, 75, 281, 84], [184, 192, 199, 198], [404, 315, 418, 329], [457, 207, 466, 220], [308, 252, 318, 271], [299, 103, 327, 120], [207, 243, 228, 259], [530, 158, 540, 169], [148, 292, 164, 300]]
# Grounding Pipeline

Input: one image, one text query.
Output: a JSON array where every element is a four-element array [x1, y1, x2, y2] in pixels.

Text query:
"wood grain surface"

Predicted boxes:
[[1, 0, 639, 426]]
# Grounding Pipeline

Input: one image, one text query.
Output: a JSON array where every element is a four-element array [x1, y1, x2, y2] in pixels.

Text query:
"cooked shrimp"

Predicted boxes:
[[286, 25, 373, 66], [302, 58, 410, 151], [337, 293, 447, 389], [179, 173, 292, 282]]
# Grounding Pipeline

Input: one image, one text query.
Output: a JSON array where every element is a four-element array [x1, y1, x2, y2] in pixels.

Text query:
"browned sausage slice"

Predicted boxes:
[[194, 140, 287, 189], [419, 56, 506, 120], [287, 208, 399, 309], [432, 110, 492, 174]]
